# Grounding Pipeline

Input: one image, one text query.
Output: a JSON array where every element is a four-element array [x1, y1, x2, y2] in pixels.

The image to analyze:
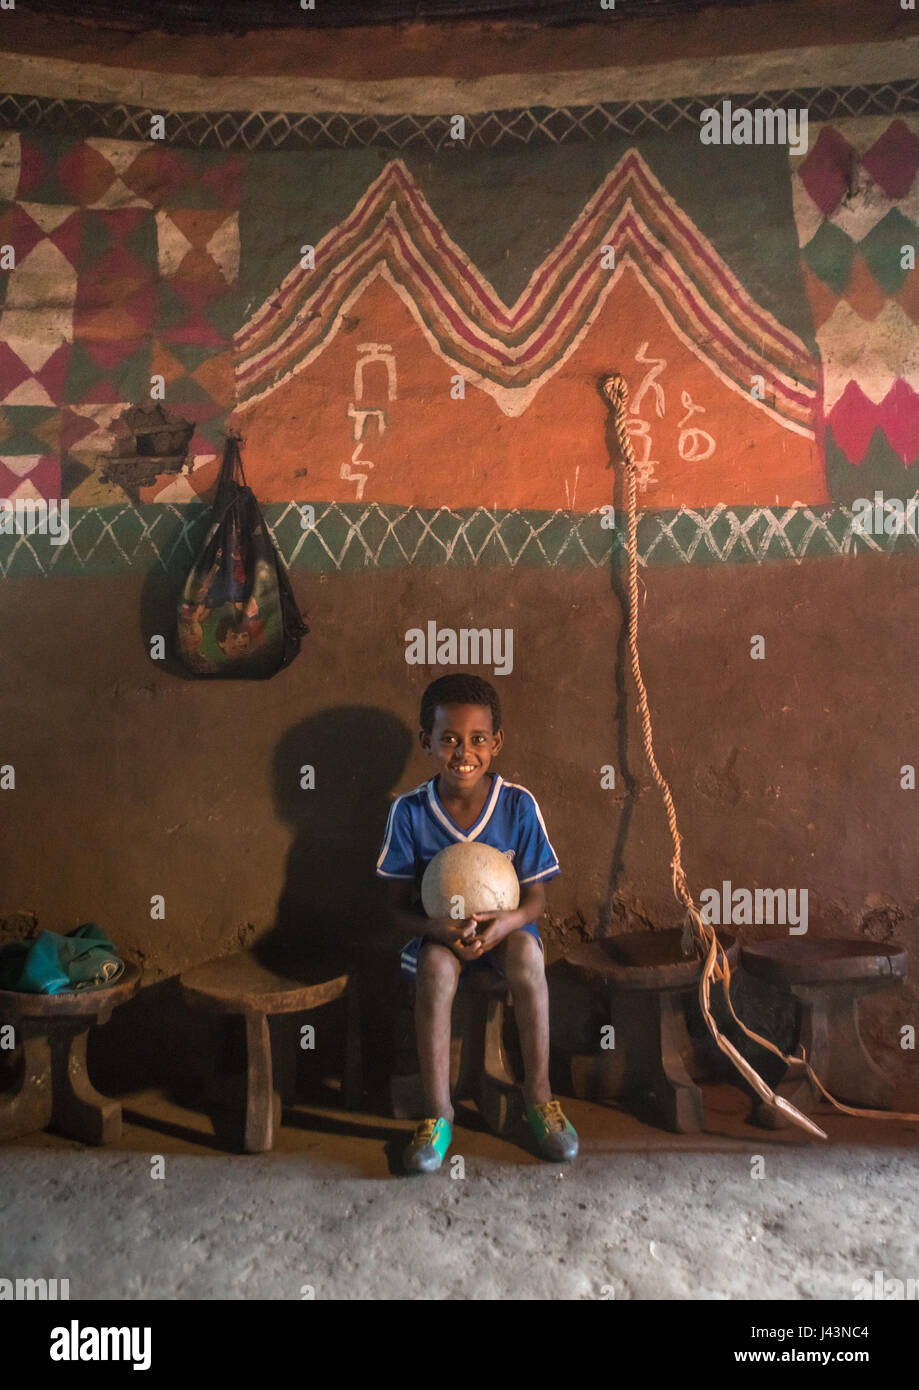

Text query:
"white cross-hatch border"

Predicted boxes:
[[0, 502, 914, 579]]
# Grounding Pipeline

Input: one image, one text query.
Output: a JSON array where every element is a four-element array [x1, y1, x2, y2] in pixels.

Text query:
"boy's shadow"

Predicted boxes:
[[253, 707, 415, 1107]]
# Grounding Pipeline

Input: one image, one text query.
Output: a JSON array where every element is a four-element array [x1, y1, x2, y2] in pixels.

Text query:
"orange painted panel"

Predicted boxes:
[[230, 262, 825, 511]]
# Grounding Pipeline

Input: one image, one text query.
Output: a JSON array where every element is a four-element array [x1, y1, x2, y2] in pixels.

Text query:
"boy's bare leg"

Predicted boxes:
[[415, 942, 461, 1122], [497, 931, 551, 1106]]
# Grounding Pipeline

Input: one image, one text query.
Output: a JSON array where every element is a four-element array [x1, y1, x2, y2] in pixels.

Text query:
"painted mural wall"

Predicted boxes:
[[3, 74, 919, 574], [1, 18, 918, 1094]]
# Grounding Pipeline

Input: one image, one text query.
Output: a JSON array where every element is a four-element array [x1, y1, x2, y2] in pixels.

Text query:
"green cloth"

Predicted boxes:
[[0, 923, 124, 994]]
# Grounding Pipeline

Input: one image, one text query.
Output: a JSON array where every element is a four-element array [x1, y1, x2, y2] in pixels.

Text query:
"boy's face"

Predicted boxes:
[[420, 702, 504, 795], [219, 627, 250, 658]]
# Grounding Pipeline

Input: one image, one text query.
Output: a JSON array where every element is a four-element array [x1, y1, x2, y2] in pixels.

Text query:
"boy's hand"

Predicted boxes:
[[425, 916, 485, 961], [467, 910, 518, 953], [449, 937, 486, 963]]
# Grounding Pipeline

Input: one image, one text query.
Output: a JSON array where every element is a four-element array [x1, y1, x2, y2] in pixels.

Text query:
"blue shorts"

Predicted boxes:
[[401, 921, 543, 987]]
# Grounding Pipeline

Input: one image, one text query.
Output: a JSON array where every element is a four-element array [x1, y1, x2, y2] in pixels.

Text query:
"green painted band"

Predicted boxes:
[[0, 501, 912, 579]]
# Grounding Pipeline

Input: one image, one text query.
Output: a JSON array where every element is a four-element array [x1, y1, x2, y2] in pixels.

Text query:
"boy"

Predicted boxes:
[[377, 673, 578, 1172]]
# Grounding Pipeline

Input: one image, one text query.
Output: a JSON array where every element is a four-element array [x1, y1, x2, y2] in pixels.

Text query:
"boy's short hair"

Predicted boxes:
[[419, 673, 502, 736], [216, 615, 247, 644]]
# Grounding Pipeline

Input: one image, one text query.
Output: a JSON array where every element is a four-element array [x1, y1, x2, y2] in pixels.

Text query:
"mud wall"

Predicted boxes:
[[1, 3, 917, 1094]]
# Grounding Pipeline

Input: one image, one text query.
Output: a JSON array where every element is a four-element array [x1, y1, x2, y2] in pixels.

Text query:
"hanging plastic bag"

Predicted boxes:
[[176, 434, 308, 678]]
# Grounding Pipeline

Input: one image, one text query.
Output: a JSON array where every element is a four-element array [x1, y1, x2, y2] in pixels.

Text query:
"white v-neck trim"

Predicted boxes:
[[427, 773, 503, 842]]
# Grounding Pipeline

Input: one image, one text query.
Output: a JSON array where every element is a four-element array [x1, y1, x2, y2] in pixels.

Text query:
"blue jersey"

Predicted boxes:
[[377, 773, 560, 980], [376, 773, 560, 892]]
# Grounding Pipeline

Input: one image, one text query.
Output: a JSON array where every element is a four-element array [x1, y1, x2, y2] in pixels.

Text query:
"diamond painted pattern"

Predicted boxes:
[[55, 140, 151, 209], [0, 203, 78, 408], [63, 207, 155, 406], [791, 114, 919, 493], [142, 204, 239, 486], [156, 209, 239, 283], [859, 207, 917, 292], [0, 453, 60, 500], [798, 126, 854, 217], [0, 139, 245, 489], [862, 119, 919, 199]]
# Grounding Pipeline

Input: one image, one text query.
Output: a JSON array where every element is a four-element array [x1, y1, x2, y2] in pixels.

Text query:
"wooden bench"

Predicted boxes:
[[0, 963, 141, 1145], [740, 937, 908, 1126], [566, 928, 739, 1133], [179, 952, 362, 1152]]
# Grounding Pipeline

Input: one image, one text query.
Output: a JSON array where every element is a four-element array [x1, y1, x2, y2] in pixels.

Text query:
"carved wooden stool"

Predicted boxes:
[[390, 971, 521, 1135], [740, 937, 908, 1127], [0, 963, 141, 1145], [180, 953, 362, 1153], [566, 929, 738, 1133]]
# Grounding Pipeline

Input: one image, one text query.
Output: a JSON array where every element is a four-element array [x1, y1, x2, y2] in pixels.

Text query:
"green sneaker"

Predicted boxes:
[[525, 1099, 579, 1162], [403, 1116, 452, 1173]]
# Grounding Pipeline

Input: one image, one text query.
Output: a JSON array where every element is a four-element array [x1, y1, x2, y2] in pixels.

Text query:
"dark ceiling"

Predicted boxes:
[[17, 0, 797, 32]]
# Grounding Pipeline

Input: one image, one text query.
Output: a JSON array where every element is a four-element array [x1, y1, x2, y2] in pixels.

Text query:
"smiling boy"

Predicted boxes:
[[376, 673, 578, 1172]]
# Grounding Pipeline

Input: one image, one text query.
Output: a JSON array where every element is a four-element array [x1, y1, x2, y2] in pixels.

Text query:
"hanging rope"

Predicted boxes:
[[602, 372, 919, 1138]]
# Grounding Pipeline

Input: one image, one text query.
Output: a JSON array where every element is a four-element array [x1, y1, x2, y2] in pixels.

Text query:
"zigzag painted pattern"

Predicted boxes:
[[0, 501, 908, 580], [792, 116, 919, 472], [235, 154, 817, 433], [2, 80, 919, 151]]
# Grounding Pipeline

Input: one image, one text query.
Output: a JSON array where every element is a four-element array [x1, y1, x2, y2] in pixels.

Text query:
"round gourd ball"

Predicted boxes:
[[420, 841, 521, 920]]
